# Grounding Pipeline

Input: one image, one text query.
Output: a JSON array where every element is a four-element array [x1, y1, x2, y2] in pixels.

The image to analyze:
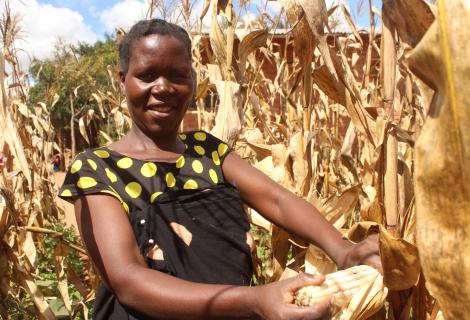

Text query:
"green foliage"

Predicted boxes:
[[7, 222, 92, 319], [251, 225, 272, 284], [28, 36, 120, 143]]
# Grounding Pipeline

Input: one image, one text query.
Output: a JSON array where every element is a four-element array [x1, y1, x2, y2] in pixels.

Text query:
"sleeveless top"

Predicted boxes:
[[59, 131, 253, 319]]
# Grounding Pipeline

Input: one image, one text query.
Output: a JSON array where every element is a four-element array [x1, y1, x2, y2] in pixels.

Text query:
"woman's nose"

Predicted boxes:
[[150, 77, 174, 96]]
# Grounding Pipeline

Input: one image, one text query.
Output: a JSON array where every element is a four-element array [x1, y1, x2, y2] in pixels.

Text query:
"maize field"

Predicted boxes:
[[0, 0, 469, 319]]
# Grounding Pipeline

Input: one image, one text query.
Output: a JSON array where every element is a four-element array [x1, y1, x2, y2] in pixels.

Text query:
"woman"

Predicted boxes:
[[60, 19, 381, 319]]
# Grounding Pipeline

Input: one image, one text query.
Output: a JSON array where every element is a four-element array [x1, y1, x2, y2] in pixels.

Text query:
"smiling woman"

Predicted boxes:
[[57, 18, 381, 320], [119, 33, 194, 138]]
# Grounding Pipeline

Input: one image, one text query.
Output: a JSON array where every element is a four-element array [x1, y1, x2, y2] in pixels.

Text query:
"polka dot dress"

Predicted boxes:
[[58, 131, 231, 214]]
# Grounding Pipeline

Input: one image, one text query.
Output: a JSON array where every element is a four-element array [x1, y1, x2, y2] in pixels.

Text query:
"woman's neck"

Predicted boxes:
[[110, 126, 185, 159]]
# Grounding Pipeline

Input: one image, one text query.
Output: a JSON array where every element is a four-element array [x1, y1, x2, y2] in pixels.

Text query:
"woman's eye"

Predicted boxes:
[[138, 73, 155, 82], [171, 70, 191, 80]]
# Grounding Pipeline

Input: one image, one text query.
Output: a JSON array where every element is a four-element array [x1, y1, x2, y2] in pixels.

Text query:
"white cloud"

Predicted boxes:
[[2, 0, 98, 70], [99, 0, 147, 32]]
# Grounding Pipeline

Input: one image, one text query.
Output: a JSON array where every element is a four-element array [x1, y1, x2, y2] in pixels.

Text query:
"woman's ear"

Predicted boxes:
[[119, 71, 126, 94]]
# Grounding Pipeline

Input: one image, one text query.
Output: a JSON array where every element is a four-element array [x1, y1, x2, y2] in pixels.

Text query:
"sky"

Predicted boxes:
[[1, 0, 381, 71]]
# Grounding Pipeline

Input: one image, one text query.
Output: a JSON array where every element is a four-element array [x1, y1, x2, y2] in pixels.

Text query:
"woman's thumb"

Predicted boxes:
[[290, 272, 325, 292]]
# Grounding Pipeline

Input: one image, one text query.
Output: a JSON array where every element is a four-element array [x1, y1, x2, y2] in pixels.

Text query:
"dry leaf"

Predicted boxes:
[[408, 1, 470, 318], [54, 241, 72, 313]]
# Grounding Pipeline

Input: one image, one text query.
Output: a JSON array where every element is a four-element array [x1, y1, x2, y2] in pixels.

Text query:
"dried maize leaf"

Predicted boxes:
[[245, 142, 272, 160], [270, 226, 291, 281], [54, 241, 71, 313], [237, 29, 268, 81], [21, 230, 37, 267], [320, 185, 361, 228], [360, 199, 384, 225], [78, 115, 90, 145], [378, 225, 420, 290], [280, 0, 315, 129], [347, 221, 420, 290], [8, 249, 55, 320], [288, 131, 310, 196], [253, 156, 284, 185], [383, 0, 435, 47], [247, 207, 271, 231], [408, 1, 470, 318], [279, 267, 299, 281], [305, 245, 336, 275], [272, 144, 294, 190], [210, 80, 242, 145], [209, 0, 228, 72], [312, 65, 346, 106], [0, 106, 32, 188]]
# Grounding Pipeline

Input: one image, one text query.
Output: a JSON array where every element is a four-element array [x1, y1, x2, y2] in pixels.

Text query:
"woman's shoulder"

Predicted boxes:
[[180, 131, 231, 160]]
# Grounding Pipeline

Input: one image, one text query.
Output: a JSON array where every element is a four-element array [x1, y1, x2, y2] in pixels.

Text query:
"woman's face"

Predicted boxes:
[[120, 34, 194, 138]]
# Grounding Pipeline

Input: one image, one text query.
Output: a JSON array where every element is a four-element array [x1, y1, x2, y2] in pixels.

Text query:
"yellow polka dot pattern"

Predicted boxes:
[[94, 150, 110, 158], [117, 157, 133, 169], [61, 189, 72, 197], [194, 145, 205, 155], [212, 151, 220, 166], [105, 168, 117, 183], [194, 132, 207, 141], [192, 160, 203, 174], [77, 177, 98, 189], [218, 143, 229, 157], [71, 160, 82, 174], [87, 159, 97, 170], [176, 156, 185, 168], [184, 179, 198, 189], [141, 162, 157, 177], [125, 182, 142, 198], [60, 133, 229, 213], [209, 169, 218, 183], [150, 191, 163, 203], [166, 172, 176, 188]]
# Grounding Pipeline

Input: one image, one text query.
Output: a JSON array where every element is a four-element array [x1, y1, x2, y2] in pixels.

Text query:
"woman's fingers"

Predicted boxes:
[[285, 274, 336, 320], [288, 273, 325, 293], [256, 273, 334, 320], [287, 297, 333, 320]]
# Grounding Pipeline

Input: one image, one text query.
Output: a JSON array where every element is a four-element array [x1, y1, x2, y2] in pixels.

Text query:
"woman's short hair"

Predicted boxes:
[[119, 19, 192, 74]]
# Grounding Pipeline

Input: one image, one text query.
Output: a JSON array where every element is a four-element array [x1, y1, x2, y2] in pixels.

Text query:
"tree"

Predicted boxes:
[[29, 35, 121, 163]]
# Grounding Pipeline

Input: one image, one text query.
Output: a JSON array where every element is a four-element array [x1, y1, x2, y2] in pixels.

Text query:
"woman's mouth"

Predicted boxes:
[[146, 104, 174, 118]]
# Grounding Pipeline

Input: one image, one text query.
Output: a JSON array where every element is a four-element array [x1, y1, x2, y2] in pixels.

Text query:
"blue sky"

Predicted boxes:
[[4, 0, 382, 69], [43, 0, 130, 35], [39, 0, 382, 36]]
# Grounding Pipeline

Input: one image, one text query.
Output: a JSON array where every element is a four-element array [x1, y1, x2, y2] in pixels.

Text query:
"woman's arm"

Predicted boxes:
[[75, 194, 333, 319], [222, 153, 381, 271]]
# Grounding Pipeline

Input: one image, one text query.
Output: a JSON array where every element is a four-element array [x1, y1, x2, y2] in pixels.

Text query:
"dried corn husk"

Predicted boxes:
[[295, 265, 387, 320], [408, 0, 470, 318]]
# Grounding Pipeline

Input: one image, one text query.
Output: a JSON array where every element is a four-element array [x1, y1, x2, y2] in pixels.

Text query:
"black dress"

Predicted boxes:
[[59, 131, 253, 319]]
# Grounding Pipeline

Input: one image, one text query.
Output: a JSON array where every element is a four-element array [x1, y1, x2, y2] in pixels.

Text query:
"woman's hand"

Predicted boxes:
[[253, 273, 334, 320], [338, 234, 383, 273]]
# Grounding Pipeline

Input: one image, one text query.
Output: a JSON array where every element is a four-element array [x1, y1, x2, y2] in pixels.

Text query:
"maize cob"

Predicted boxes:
[[294, 265, 381, 307]]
